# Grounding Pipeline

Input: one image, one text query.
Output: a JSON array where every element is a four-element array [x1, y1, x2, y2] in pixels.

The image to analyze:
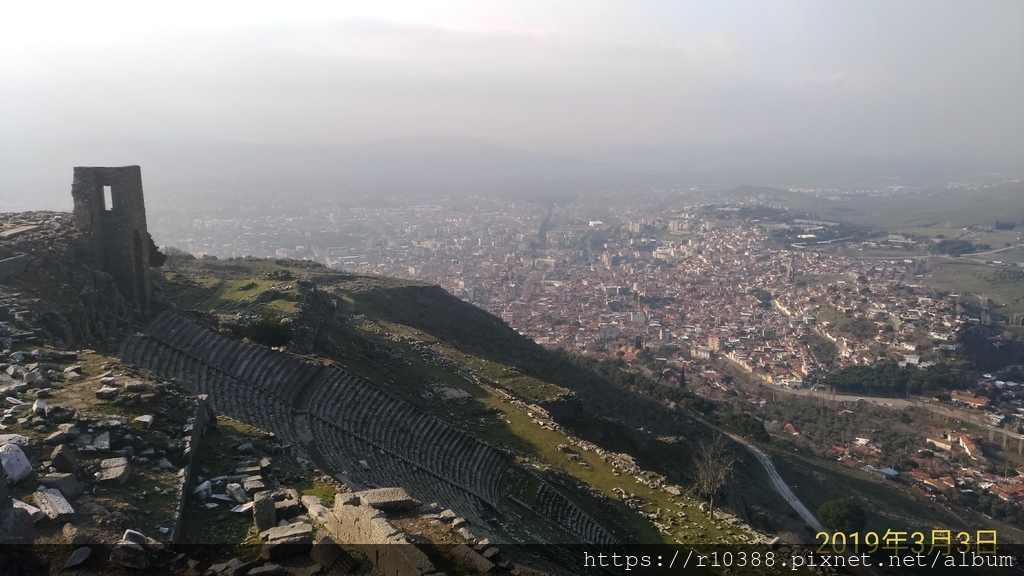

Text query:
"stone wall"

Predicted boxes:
[[168, 393, 213, 543]]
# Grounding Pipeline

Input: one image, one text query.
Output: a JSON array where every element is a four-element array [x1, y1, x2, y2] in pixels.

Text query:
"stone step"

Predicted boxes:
[[207, 334, 235, 370], [191, 330, 220, 364]]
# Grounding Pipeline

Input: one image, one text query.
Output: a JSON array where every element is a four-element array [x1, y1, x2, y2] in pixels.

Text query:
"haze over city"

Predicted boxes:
[[2, 1, 1022, 209], [4, 2, 1024, 569]]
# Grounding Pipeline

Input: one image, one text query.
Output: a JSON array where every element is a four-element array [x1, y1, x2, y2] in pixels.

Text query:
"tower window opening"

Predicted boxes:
[[103, 186, 113, 211]]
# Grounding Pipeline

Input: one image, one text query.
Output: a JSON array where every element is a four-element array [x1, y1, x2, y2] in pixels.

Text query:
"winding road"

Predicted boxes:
[[727, 434, 826, 532]]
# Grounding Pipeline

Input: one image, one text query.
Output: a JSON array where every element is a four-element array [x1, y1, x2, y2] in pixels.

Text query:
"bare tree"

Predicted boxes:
[[692, 434, 738, 521], [162, 245, 195, 271]]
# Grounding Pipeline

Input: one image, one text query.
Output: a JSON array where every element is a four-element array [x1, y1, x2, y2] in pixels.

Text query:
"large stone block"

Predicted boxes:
[[40, 473, 85, 498], [95, 387, 118, 400], [11, 499, 44, 523], [34, 488, 75, 521], [99, 457, 130, 484], [45, 404, 77, 423], [260, 522, 313, 561], [110, 529, 149, 569], [0, 443, 32, 483], [309, 535, 358, 572], [351, 487, 420, 512], [50, 444, 79, 473], [261, 521, 313, 543], [253, 491, 276, 533], [0, 506, 34, 545], [451, 544, 496, 574]]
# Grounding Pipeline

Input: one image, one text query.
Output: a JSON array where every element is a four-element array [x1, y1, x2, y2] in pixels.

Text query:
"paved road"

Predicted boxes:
[[768, 385, 1024, 441], [727, 434, 826, 533]]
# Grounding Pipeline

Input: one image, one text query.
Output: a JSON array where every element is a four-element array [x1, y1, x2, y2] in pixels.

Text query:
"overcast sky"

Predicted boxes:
[[2, 1, 1022, 163]]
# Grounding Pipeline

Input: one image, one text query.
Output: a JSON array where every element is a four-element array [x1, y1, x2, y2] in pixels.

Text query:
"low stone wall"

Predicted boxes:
[[169, 393, 213, 543]]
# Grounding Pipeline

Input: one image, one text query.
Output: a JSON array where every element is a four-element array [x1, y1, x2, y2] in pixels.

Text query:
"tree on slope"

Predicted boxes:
[[692, 434, 738, 521]]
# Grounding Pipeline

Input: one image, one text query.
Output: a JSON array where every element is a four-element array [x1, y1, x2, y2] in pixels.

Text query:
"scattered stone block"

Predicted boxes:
[[0, 443, 32, 483], [0, 504, 34, 545], [193, 480, 212, 502], [45, 404, 76, 423], [92, 432, 110, 450], [337, 493, 360, 506], [226, 483, 247, 503], [64, 523, 96, 546], [310, 535, 357, 572], [57, 423, 80, 437], [23, 370, 43, 385], [94, 387, 118, 400], [236, 443, 253, 455], [50, 444, 79, 473], [65, 547, 91, 568], [34, 487, 75, 521], [451, 544, 496, 574], [40, 473, 85, 498], [0, 434, 30, 446], [110, 529, 148, 569], [124, 380, 147, 392], [248, 565, 287, 576], [99, 457, 130, 484], [208, 557, 252, 575], [260, 522, 314, 561], [352, 487, 419, 512], [31, 399, 47, 416], [253, 491, 276, 533], [12, 499, 44, 522], [274, 498, 301, 520], [231, 502, 254, 515], [134, 415, 154, 428], [261, 522, 313, 542]]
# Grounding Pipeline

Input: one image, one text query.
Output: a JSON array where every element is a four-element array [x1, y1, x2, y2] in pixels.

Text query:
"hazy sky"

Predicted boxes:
[[3, 1, 1022, 161]]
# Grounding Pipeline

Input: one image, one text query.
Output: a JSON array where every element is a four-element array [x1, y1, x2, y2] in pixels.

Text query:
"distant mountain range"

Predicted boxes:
[[1, 135, 1019, 211]]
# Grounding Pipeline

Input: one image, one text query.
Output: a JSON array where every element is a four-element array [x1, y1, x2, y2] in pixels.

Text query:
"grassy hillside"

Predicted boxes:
[[161, 257, 774, 545]]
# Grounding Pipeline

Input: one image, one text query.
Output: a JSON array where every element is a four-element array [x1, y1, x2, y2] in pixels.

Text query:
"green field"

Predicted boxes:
[[925, 260, 1024, 316]]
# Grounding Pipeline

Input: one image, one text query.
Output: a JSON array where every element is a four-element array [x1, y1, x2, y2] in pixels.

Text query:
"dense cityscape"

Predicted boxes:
[[154, 192, 966, 383]]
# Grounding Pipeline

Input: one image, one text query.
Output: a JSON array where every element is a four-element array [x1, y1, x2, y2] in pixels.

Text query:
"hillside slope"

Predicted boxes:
[[162, 256, 804, 543]]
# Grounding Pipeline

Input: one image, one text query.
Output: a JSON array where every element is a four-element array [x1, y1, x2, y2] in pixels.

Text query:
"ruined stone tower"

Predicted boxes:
[[71, 166, 152, 306]]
